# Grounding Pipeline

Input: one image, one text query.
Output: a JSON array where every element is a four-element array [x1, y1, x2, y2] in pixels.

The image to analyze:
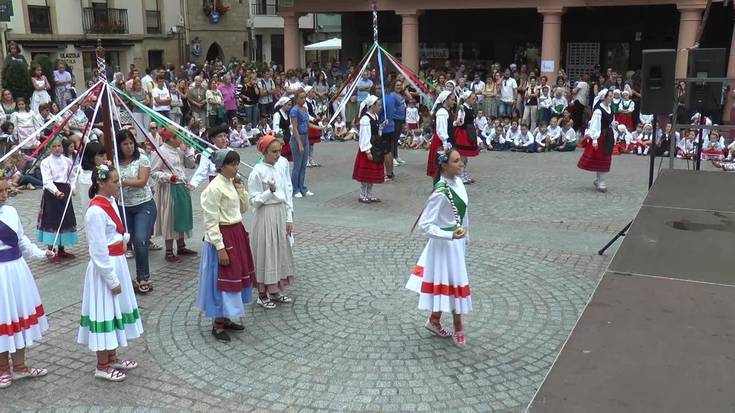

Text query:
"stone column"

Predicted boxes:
[[397, 10, 422, 72], [282, 11, 301, 71], [539, 7, 564, 86], [724, 22, 735, 124], [675, 5, 704, 79]]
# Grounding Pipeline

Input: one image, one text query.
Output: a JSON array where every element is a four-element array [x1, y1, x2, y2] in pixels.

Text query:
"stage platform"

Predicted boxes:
[[529, 169, 735, 413]]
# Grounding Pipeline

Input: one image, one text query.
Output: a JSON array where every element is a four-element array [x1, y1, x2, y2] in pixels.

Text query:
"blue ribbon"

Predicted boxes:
[[376, 45, 388, 121]]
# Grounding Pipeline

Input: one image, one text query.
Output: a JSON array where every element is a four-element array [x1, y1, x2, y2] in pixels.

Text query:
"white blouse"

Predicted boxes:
[[0, 205, 45, 259], [40, 154, 75, 193], [435, 107, 449, 142], [586, 103, 611, 142], [247, 156, 294, 223], [85, 196, 129, 289], [359, 113, 376, 153], [419, 176, 470, 240]]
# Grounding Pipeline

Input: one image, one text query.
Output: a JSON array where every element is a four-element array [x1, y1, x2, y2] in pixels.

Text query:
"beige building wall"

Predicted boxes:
[[186, 1, 250, 63]]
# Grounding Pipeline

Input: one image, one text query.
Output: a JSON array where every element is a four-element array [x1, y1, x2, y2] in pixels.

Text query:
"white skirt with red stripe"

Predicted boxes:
[[405, 238, 472, 314], [0, 258, 48, 353]]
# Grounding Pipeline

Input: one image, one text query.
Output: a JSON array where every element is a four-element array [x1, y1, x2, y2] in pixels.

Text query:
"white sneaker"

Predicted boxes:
[[644, 147, 649, 155], [125, 249, 134, 259], [637, 147, 642, 155], [294, 193, 303, 198], [393, 159, 399, 167], [396, 158, 406, 165], [304, 191, 315, 197]]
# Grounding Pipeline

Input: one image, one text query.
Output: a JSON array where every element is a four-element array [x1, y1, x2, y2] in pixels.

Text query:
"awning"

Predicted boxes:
[[304, 37, 341, 51]]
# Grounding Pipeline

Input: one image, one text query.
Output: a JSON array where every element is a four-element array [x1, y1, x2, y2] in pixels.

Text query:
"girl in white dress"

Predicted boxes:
[[406, 148, 471, 348], [29, 65, 51, 114], [0, 180, 54, 389], [77, 165, 143, 382]]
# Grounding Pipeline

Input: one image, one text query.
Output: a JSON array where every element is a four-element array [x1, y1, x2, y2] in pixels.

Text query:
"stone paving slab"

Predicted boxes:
[[1, 143, 667, 412]]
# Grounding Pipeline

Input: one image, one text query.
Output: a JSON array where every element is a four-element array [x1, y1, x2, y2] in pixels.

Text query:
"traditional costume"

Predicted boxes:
[[150, 130, 196, 244], [352, 95, 384, 203], [0, 205, 49, 355], [406, 175, 472, 332], [77, 194, 143, 351], [615, 92, 635, 131], [305, 87, 321, 167], [454, 92, 479, 184], [577, 89, 614, 192], [427, 91, 454, 177], [197, 151, 254, 335], [272, 96, 293, 162], [37, 150, 79, 249], [247, 135, 295, 303]]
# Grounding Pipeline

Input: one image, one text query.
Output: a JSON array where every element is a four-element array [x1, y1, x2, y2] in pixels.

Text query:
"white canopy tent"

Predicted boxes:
[[304, 37, 342, 51]]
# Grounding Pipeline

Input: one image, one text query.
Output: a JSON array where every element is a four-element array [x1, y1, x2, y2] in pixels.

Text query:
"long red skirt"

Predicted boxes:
[[352, 150, 384, 184], [217, 223, 256, 292], [282, 139, 293, 162], [577, 136, 612, 172], [614, 113, 634, 131], [454, 128, 480, 157], [426, 134, 443, 177], [308, 126, 321, 145]]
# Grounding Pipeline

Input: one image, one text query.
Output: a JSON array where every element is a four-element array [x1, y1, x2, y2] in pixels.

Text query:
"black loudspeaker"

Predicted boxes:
[[687, 48, 726, 115], [641, 49, 676, 114]]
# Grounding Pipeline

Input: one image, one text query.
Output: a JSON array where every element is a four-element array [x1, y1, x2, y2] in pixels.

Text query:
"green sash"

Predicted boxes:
[[434, 181, 467, 231], [171, 183, 193, 233]]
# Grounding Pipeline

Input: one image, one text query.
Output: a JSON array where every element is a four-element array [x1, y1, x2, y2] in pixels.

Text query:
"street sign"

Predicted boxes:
[[0, 0, 13, 22]]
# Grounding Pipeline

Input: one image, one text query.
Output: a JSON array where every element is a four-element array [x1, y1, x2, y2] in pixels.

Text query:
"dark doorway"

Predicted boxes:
[[148, 50, 163, 70], [206, 42, 224, 62], [271, 34, 284, 65]]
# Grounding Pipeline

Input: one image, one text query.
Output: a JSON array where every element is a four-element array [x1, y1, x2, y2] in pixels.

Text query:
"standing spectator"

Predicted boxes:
[[206, 79, 225, 127], [239, 75, 260, 124], [169, 86, 183, 126], [389, 81, 407, 165], [499, 69, 517, 118], [11, 99, 39, 152], [218, 75, 237, 122], [572, 74, 590, 132], [30, 64, 51, 114], [290, 92, 318, 198], [188, 76, 207, 123], [117, 130, 156, 294], [0, 90, 16, 125], [258, 71, 276, 118], [125, 68, 140, 91], [128, 78, 150, 141], [356, 70, 374, 108], [53, 61, 73, 108], [522, 76, 539, 130], [176, 79, 190, 126], [151, 76, 172, 119], [470, 73, 485, 110]]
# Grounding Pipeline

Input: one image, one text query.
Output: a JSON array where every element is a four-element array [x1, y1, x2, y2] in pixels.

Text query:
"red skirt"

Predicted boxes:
[[614, 113, 634, 130], [577, 136, 612, 172], [308, 126, 321, 145], [282, 139, 293, 162], [454, 127, 480, 157], [427, 134, 443, 177], [217, 223, 256, 293], [352, 150, 385, 184]]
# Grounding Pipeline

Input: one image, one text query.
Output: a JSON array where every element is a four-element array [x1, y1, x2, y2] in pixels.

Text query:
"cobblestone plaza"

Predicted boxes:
[[3, 143, 666, 412]]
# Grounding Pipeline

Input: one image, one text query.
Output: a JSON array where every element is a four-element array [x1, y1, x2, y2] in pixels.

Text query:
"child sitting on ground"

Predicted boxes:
[[556, 119, 578, 151], [677, 129, 697, 159], [514, 124, 536, 153]]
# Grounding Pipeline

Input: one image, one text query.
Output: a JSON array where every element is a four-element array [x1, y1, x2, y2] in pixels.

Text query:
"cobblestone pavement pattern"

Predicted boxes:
[[3, 143, 693, 412]]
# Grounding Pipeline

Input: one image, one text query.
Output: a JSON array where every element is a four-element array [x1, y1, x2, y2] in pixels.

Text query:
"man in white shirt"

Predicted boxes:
[[572, 74, 590, 131], [151, 75, 171, 118], [258, 71, 276, 117], [499, 69, 517, 118], [471, 73, 485, 107]]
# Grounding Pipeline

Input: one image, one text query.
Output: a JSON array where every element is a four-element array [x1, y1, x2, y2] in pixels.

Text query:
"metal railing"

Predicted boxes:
[[82, 7, 128, 34], [251, 2, 279, 16], [146, 10, 161, 34], [28, 5, 52, 34]]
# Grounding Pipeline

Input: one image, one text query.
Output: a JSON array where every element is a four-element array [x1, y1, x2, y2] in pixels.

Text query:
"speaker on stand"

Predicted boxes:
[[641, 49, 675, 186]]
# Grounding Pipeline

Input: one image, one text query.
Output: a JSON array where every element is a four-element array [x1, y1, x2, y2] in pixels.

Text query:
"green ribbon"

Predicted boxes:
[[79, 308, 141, 333]]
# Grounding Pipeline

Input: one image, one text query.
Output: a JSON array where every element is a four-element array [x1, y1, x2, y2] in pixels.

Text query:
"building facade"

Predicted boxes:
[[4, 0, 184, 89], [281, 0, 734, 88], [185, 0, 249, 65]]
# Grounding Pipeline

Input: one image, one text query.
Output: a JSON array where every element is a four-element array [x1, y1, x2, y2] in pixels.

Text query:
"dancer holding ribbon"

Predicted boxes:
[[407, 148, 471, 348], [0, 180, 54, 389], [77, 165, 143, 382]]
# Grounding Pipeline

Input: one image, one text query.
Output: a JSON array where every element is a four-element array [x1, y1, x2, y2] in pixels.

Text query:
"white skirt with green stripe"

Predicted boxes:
[[77, 255, 143, 351]]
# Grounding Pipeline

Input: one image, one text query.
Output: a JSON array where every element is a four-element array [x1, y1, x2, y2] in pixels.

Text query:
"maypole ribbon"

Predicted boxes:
[[327, 45, 377, 126], [327, 43, 377, 108], [0, 80, 104, 165], [105, 84, 129, 231]]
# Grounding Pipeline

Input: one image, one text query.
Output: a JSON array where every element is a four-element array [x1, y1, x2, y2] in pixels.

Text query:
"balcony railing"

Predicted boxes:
[[82, 7, 128, 34], [28, 5, 52, 34], [251, 3, 279, 16], [146, 10, 161, 34]]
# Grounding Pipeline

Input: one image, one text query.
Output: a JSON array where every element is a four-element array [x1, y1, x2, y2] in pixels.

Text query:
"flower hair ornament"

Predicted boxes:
[[436, 150, 450, 165], [95, 164, 110, 181]]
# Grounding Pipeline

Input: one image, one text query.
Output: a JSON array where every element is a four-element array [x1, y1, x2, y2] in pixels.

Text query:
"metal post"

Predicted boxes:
[[694, 113, 705, 170], [649, 115, 658, 188]]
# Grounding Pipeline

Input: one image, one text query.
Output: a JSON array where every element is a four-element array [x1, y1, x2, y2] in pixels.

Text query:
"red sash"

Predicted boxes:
[[89, 196, 126, 256]]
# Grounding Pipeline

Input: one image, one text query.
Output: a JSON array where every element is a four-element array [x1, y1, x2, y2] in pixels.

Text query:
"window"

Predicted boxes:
[[148, 50, 163, 70], [146, 10, 161, 34], [28, 5, 52, 34], [83, 51, 120, 85]]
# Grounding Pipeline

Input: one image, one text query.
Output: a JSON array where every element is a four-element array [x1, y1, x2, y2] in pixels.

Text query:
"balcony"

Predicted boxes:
[[146, 10, 161, 34], [28, 5, 52, 34], [251, 2, 279, 16], [82, 7, 128, 34]]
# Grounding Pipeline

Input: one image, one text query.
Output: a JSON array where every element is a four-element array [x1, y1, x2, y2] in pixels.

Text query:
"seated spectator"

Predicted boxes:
[[613, 124, 634, 155], [514, 124, 535, 153], [677, 129, 697, 159], [636, 123, 654, 155], [555, 119, 578, 152]]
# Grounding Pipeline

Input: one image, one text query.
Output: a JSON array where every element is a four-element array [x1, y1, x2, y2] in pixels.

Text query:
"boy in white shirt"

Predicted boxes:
[[546, 117, 562, 148], [240, 120, 257, 146], [506, 120, 520, 143], [514, 124, 535, 153], [487, 124, 508, 151], [677, 129, 697, 159], [556, 119, 578, 152], [636, 123, 654, 155], [474, 110, 488, 137]]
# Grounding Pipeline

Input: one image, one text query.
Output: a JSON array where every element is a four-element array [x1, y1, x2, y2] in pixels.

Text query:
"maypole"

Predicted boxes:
[[372, 0, 389, 120], [96, 39, 115, 161]]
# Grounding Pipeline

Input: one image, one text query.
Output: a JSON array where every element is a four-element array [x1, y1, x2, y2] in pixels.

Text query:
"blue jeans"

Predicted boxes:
[[124, 199, 157, 281], [291, 133, 310, 195], [18, 174, 42, 187], [499, 101, 513, 117], [244, 105, 259, 124]]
